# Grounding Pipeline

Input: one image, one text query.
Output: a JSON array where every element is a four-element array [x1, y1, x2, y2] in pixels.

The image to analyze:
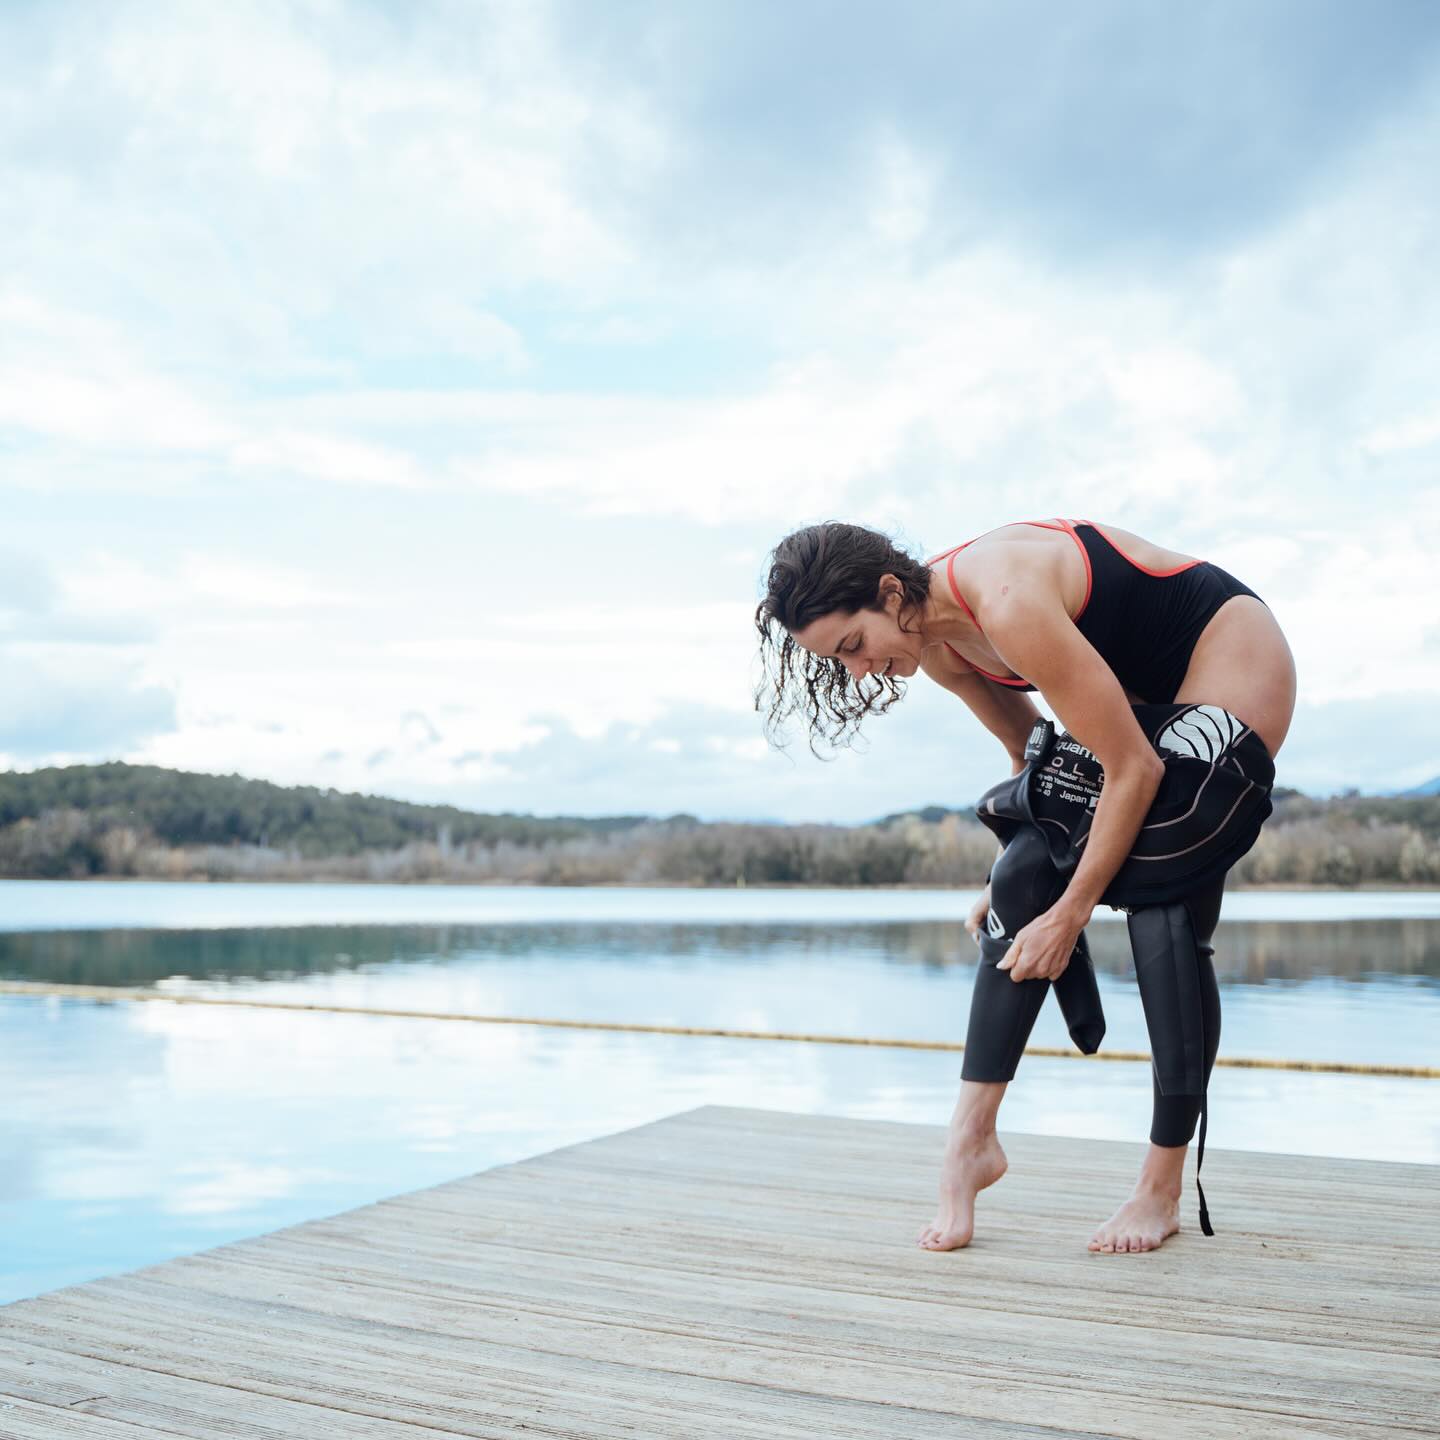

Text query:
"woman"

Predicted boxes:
[[753, 517, 1297, 1254]]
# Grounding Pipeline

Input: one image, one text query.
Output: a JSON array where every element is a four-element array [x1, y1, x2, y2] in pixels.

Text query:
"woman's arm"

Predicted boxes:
[[917, 647, 1042, 773], [973, 580, 1165, 979], [917, 650, 1039, 931]]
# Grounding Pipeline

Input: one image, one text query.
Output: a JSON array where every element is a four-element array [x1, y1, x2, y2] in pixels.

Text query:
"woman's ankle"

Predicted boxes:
[[1137, 1141, 1187, 1198], [948, 1112, 1000, 1151], [948, 1080, 1005, 1144]]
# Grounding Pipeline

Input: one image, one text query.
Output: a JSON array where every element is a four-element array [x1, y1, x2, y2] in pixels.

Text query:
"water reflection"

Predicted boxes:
[[3, 916, 1439, 988], [1086, 918, 1440, 985]]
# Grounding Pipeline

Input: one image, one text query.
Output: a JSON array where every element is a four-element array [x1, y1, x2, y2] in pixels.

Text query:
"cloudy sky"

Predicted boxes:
[[3, 0, 1439, 824]]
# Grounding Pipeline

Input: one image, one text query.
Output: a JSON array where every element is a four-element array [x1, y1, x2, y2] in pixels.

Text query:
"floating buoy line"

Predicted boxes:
[[4, 980, 1435, 1079]]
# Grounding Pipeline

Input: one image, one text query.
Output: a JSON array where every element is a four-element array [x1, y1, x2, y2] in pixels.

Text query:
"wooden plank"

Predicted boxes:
[[215, 1214, 1440, 1355], [2, 1106, 1436, 1439], [3, 1281, 1407, 1440], [0, 1298, 1108, 1440], [0, 1340, 482, 1439], [0, 1392, 158, 1439]]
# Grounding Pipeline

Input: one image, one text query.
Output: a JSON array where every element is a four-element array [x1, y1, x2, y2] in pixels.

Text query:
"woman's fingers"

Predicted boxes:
[[1003, 939, 1072, 983], [1004, 907, 1086, 983]]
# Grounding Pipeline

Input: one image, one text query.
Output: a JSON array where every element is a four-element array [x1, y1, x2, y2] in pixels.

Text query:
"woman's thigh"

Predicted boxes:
[[1174, 596, 1297, 758]]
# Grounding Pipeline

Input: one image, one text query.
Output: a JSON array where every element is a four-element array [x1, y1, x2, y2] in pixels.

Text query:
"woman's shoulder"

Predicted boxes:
[[953, 526, 1075, 606]]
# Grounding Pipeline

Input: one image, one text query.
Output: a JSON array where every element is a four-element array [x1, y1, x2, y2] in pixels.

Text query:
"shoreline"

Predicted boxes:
[[1, 875, 1436, 891]]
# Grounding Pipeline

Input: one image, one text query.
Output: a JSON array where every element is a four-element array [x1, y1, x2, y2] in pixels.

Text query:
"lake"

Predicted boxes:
[[3, 881, 1438, 1305]]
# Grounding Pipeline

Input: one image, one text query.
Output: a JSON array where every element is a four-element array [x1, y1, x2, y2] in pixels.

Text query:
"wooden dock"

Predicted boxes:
[[1, 1104, 1436, 1438]]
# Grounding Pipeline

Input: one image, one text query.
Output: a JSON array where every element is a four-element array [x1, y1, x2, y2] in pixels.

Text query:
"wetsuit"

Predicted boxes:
[[933, 519, 1276, 1233]]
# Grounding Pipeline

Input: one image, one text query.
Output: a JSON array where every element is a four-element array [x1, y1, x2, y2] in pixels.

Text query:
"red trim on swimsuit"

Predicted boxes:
[[1077, 517, 1203, 577], [925, 517, 1093, 687]]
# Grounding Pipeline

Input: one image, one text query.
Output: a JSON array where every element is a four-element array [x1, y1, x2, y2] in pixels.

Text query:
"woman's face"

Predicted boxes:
[[790, 576, 924, 683]]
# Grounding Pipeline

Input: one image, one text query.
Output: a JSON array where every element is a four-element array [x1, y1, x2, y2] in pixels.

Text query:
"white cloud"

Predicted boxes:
[[20, 0, 660, 314], [2, 4, 1437, 809], [229, 431, 429, 489], [1363, 413, 1440, 456], [177, 558, 363, 612], [0, 653, 175, 760], [0, 547, 60, 613]]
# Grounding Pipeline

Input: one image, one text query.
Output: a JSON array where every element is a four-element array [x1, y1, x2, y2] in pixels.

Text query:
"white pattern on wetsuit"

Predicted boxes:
[[1156, 705, 1243, 762]]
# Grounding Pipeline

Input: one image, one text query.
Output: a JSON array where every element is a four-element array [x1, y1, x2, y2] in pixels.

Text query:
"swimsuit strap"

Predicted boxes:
[[928, 518, 1090, 684], [1076, 517, 1203, 577]]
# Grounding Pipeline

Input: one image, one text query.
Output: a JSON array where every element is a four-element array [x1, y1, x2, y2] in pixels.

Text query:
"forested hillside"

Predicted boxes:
[[0, 763, 1437, 886], [0, 763, 674, 876]]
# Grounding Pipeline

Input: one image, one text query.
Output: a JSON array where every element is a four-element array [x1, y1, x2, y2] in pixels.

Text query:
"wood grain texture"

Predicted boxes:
[[2, 1106, 1437, 1438]]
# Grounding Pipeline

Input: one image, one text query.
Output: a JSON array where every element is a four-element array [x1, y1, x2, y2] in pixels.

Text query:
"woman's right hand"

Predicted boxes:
[[965, 883, 991, 945]]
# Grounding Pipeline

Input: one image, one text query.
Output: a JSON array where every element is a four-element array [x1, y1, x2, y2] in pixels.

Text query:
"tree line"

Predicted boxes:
[[0, 762, 1437, 886]]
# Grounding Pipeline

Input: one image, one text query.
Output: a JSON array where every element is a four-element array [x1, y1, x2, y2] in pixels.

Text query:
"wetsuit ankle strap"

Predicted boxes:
[[1196, 1091, 1214, 1236]]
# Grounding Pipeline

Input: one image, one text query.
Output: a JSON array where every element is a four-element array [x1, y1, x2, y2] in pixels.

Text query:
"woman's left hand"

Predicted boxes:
[[998, 903, 1089, 982]]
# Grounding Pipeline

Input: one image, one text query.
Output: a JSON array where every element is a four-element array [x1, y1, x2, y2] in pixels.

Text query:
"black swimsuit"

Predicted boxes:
[[926, 518, 1266, 703]]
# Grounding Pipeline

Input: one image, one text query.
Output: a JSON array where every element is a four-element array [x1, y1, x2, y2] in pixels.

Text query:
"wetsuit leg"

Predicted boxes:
[[1147, 879, 1224, 1145], [961, 826, 1105, 1082], [1126, 874, 1226, 1233], [1055, 931, 1105, 1055]]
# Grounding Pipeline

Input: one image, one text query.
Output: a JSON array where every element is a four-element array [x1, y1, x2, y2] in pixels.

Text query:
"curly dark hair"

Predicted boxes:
[[754, 521, 934, 756]]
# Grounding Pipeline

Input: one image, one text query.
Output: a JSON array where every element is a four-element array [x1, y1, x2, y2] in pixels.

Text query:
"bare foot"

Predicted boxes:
[[916, 1132, 1008, 1251], [1088, 1186, 1180, 1254]]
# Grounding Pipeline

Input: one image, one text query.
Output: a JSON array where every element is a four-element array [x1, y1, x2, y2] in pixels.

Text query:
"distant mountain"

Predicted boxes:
[[0, 762, 678, 858], [870, 804, 974, 827], [2, 762, 1437, 886], [1401, 775, 1440, 796]]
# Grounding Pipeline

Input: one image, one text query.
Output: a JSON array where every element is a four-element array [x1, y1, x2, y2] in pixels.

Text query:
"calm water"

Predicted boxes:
[[4, 881, 1438, 1305]]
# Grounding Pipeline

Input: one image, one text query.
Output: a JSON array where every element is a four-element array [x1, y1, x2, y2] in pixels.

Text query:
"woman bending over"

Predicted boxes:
[[754, 517, 1296, 1254]]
